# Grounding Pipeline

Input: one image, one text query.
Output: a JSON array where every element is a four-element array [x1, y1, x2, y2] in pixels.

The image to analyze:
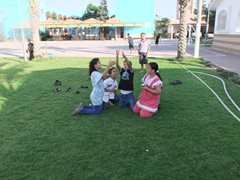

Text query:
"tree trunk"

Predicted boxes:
[[177, 0, 190, 60], [29, 0, 42, 58]]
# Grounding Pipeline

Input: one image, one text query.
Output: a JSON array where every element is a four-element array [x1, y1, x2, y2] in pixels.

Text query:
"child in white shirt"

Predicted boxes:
[[103, 67, 119, 107]]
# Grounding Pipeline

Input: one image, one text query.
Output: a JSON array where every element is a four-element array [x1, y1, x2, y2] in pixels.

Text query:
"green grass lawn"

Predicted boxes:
[[0, 57, 240, 179]]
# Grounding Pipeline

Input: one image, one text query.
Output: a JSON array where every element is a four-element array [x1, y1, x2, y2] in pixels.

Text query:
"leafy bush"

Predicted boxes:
[[40, 30, 52, 41], [0, 33, 5, 42], [202, 60, 213, 67], [229, 75, 240, 85], [201, 59, 240, 86], [216, 68, 238, 79]]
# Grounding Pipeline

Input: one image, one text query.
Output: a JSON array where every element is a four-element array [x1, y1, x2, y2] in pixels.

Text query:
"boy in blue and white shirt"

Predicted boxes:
[[103, 67, 119, 107]]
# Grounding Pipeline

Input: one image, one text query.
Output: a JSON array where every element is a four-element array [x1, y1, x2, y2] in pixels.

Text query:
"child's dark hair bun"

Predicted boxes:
[[89, 58, 100, 76]]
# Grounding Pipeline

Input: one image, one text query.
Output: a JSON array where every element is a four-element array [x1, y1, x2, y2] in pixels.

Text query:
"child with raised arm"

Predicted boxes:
[[116, 50, 135, 111], [72, 58, 115, 115], [103, 67, 119, 107], [134, 62, 163, 118]]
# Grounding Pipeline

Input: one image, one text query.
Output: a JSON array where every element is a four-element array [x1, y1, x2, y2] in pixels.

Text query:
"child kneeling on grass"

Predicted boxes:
[[116, 50, 135, 111], [103, 67, 119, 108], [72, 58, 115, 115], [134, 62, 163, 118]]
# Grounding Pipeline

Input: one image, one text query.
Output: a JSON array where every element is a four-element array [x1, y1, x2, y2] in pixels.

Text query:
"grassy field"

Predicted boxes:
[[0, 57, 240, 179]]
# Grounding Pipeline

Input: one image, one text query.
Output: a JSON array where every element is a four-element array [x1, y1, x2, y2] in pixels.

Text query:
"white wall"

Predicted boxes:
[[215, 0, 240, 34]]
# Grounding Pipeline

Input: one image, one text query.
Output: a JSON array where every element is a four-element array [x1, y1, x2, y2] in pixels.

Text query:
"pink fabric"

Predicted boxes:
[[133, 105, 154, 118], [137, 75, 161, 112]]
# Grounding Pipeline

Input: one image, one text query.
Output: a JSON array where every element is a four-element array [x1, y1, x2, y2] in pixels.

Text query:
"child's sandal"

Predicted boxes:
[[72, 103, 83, 116]]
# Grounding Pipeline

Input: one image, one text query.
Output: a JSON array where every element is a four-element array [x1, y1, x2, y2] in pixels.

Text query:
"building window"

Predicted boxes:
[[217, 10, 227, 31], [236, 12, 240, 32]]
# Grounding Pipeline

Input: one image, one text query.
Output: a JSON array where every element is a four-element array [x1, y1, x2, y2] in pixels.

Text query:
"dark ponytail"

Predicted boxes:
[[148, 62, 163, 81], [89, 58, 100, 76]]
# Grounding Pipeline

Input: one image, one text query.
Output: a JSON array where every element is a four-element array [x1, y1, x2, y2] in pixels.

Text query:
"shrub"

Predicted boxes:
[[0, 33, 5, 42], [229, 75, 240, 85], [40, 30, 52, 41]]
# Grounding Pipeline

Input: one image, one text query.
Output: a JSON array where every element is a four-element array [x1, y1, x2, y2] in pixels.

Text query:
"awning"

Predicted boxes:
[[39, 17, 143, 28]]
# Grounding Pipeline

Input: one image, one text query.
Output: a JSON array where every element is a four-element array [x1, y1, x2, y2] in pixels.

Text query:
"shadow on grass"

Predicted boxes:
[[0, 60, 240, 179]]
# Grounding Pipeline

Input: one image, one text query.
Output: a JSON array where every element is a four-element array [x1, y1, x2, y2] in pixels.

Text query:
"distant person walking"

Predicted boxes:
[[127, 33, 134, 53], [155, 33, 161, 47], [26, 38, 34, 60], [138, 32, 150, 71]]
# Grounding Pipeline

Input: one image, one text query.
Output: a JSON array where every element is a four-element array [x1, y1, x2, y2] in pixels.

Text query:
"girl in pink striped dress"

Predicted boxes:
[[134, 62, 163, 118]]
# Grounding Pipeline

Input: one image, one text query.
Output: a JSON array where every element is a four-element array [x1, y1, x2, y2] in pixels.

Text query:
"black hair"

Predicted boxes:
[[127, 33, 130, 36], [124, 60, 132, 66], [148, 62, 163, 81], [108, 67, 116, 75], [141, 32, 146, 35], [89, 58, 100, 76]]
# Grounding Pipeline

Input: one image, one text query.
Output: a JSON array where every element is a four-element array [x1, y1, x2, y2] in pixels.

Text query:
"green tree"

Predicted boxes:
[[81, 3, 99, 20], [45, 11, 51, 19], [0, 32, 5, 42], [155, 18, 170, 37], [97, 0, 109, 21], [208, 10, 216, 28], [52, 11, 57, 20], [193, 0, 208, 21], [58, 14, 63, 20]]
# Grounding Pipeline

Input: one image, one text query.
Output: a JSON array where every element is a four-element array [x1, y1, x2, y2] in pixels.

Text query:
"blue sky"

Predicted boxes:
[[44, 0, 178, 18], [44, 0, 210, 19]]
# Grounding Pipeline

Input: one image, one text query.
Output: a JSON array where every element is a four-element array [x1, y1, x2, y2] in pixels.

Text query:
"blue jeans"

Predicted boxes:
[[119, 92, 135, 110], [80, 103, 104, 115], [103, 95, 119, 109]]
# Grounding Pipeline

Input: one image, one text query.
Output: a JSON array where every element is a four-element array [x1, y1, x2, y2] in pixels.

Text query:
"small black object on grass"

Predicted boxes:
[[65, 87, 72, 92], [53, 88, 61, 92], [54, 80, 62, 86], [80, 85, 88, 89], [76, 91, 80, 94], [170, 80, 182, 85]]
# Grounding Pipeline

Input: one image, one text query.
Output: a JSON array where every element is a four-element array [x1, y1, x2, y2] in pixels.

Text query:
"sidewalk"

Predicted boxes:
[[0, 39, 239, 74], [203, 49, 240, 74], [187, 45, 240, 74]]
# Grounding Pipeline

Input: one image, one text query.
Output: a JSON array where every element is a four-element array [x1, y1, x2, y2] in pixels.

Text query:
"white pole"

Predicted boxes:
[[194, 0, 203, 58], [17, 0, 27, 61]]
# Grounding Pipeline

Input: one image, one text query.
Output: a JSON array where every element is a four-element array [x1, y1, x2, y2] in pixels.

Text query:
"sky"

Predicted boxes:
[[44, 0, 178, 18], [44, 0, 210, 19]]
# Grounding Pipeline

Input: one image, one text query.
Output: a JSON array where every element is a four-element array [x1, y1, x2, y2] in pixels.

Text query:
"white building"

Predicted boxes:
[[210, 0, 240, 54]]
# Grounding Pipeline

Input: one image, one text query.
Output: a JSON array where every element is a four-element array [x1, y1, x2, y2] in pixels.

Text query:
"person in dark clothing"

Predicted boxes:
[[26, 38, 34, 60], [155, 33, 161, 47]]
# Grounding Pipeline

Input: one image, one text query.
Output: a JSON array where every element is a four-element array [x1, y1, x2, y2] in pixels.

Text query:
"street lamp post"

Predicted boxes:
[[17, 0, 27, 61], [194, 0, 203, 58]]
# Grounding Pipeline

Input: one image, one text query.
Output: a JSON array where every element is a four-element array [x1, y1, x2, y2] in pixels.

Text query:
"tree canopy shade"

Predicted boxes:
[[81, 0, 109, 21], [155, 18, 170, 37], [97, 0, 109, 21], [81, 3, 100, 20]]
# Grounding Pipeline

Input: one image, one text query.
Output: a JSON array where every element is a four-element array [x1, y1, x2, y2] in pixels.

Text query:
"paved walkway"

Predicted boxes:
[[186, 44, 240, 74], [0, 39, 239, 74]]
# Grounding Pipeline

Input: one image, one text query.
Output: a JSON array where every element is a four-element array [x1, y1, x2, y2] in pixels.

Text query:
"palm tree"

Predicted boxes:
[[29, 0, 42, 58], [177, 0, 191, 60]]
